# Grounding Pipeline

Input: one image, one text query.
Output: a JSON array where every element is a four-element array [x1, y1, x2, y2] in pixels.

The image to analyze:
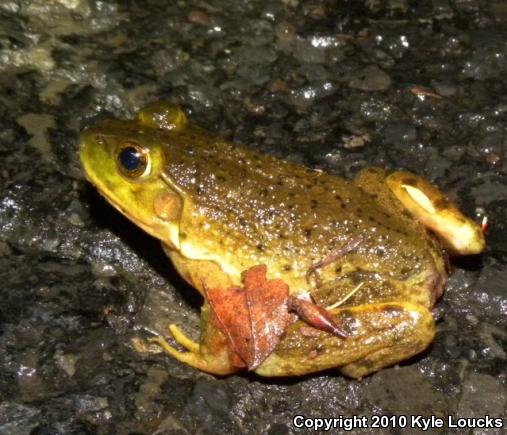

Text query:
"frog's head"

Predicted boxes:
[[80, 102, 188, 249]]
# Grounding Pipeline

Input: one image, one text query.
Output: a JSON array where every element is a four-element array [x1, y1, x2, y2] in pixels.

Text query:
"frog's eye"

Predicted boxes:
[[116, 142, 151, 178]]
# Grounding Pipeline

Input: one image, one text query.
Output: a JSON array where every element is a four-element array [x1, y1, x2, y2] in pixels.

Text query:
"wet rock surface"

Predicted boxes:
[[0, 1, 506, 434]]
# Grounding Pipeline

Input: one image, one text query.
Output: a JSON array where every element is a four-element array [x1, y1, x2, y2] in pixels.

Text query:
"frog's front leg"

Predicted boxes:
[[149, 250, 239, 373], [255, 301, 434, 378], [150, 303, 241, 375]]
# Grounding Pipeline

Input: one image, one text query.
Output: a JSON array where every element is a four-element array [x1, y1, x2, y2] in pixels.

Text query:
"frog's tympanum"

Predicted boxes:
[[80, 102, 485, 378]]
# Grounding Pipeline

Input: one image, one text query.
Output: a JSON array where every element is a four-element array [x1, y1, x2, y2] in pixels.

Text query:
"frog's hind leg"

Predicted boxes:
[[338, 302, 435, 378], [386, 172, 485, 255], [354, 167, 485, 256], [386, 171, 485, 256], [337, 308, 434, 379], [255, 301, 435, 378]]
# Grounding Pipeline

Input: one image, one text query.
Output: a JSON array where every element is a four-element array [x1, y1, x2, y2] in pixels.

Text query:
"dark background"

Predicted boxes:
[[0, 1, 505, 434]]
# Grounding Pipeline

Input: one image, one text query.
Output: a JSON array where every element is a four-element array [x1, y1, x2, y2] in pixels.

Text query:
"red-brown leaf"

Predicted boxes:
[[206, 265, 290, 370], [205, 285, 250, 368], [243, 265, 290, 369]]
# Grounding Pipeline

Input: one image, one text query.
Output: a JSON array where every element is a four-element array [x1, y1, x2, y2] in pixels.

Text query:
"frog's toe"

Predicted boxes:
[[149, 329, 239, 375], [148, 335, 208, 369], [131, 336, 158, 354], [168, 324, 199, 353], [386, 171, 485, 255]]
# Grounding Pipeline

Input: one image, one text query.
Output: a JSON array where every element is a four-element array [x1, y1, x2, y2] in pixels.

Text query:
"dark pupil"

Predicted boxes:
[[119, 147, 142, 172]]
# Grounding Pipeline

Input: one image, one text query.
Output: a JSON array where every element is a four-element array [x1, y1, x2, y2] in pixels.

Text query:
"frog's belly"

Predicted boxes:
[[180, 239, 241, 278], [178, 236, 312, 291]]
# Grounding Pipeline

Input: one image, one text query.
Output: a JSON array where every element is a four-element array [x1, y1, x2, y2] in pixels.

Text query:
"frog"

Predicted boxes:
[[80, 101, 485, 378]]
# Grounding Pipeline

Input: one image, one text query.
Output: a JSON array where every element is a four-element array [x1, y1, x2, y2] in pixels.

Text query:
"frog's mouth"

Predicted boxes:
[[96, 184, 181, 248]]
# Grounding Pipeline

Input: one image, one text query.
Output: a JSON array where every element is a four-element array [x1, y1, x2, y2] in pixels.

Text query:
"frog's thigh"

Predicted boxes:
[[256, 302, 434, 378], [337, 304, 434, 378]]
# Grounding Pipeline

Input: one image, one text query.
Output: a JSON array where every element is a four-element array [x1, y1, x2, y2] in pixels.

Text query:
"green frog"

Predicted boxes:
[[80, 101, 485, 378]]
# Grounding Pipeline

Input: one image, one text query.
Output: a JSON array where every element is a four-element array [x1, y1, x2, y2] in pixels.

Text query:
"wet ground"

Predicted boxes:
[[0, 1, 506, 434]]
